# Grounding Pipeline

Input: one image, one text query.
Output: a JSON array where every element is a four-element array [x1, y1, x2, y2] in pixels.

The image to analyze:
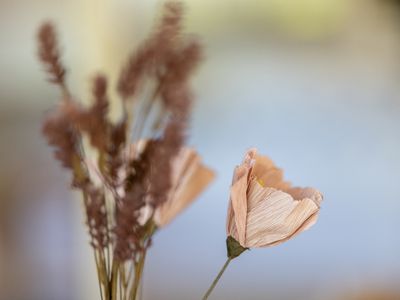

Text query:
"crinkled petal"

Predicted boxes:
[[154, 148, 214, 227], [251, 154, 291, 190], [285, 187, 323, 207], [245, 180, 319, 248], [266, 212, 319, 247], [227, 149, 256, 245]]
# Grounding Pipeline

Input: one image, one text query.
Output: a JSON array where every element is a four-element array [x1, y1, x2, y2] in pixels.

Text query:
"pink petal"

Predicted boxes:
[[245, 180, 319, 248], [155, 148, 215, 227]]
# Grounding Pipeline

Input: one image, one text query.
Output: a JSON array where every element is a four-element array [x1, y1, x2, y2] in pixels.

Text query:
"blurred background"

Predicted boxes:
[[1, 0, 400, 299]]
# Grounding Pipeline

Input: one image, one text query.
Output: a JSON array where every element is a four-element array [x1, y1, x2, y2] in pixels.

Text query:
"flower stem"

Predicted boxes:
[[110, 259, 119, 300], [202, 258, 232, 300], [129, 250, 147, 300]]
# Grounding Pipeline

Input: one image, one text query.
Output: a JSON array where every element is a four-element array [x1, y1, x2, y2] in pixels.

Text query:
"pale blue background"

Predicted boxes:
[[1, 0, 400, 299]]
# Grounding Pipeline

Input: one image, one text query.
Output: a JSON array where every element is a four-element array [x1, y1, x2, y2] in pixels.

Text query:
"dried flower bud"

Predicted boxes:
[[37, 22, 66, 86], [227, 149, 322, 250], [66, 75, 110, 152], [117, 2, 184, 100], [84, 185, 109, 250], [42, 102, 80, 170]]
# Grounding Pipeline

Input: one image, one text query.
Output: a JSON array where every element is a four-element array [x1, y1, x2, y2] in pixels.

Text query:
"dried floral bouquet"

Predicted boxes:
[[38, 2, 323, 300], [38, 2, 214, 299]]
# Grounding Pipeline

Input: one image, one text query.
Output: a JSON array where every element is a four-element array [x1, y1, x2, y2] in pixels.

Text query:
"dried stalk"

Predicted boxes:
[[38, 2, 203, 299], [202, 258, 232, 300]]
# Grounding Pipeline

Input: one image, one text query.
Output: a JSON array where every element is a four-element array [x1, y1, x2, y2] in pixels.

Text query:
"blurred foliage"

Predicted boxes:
[[186, 0, 349, 39], [256, 0, 348, 38]]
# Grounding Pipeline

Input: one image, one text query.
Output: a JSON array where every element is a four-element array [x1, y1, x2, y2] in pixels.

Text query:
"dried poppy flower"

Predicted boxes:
[[202, 149, 322, 300], [227, 148, 322, 249], [154, 147, 215, 227], [131, 143, 215, 227]]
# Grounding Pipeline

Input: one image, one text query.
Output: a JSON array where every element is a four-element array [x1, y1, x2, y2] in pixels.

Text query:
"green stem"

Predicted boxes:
[[110, 259, 119, 300], [129, 250, 147, 300], [202, 258, 232, 300], [95, 256, 105, 300]]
